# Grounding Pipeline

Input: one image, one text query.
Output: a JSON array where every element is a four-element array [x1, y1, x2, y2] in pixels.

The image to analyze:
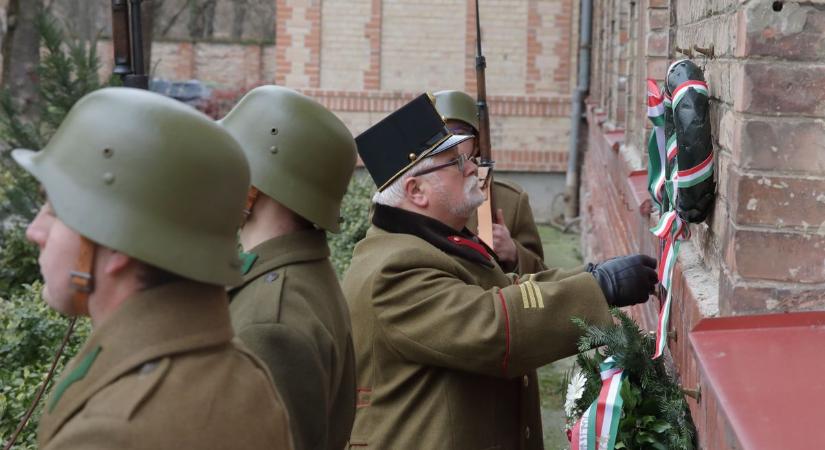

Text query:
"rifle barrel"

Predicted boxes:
[[474, 0, 494, 213], [129, 0, 145, 77], [123, 0, 149, 89], [475, 0, 482, 57]]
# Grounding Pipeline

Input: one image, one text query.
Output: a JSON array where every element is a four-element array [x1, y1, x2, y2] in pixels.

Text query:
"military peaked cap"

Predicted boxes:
[[356, 93, 472, 191]]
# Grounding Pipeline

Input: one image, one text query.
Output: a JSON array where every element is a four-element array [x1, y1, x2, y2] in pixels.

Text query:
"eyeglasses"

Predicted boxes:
[[411, 153, 482, 177]]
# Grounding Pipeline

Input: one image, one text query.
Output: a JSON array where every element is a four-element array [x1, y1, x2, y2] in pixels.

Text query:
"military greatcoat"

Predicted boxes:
[[37, 281, 294, 450], [343, 205, 612, 450], [466, 178, 546, 275], [229, 229, 356, 450]]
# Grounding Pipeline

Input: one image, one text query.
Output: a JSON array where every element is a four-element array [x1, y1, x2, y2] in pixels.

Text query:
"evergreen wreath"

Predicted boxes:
[[564, 309, 696, 450]]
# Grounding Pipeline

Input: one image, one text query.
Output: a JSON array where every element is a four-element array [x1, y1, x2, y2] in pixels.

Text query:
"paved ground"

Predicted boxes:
[[536, 225, 581, 449]]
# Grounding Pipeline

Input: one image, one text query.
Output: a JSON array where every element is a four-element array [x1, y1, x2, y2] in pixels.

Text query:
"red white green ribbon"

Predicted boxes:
[[648, 76, 710, 359], [650, 209, 690, 358], [672, 80, 708, 109], [646, 80, 667, 208], [571, 357, 625, 450], [676, 152, 714, 188], [666, 134, 677, 161]]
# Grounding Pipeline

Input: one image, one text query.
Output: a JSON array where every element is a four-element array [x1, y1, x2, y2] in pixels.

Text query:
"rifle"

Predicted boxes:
[[111, 0, 148, 89], [474, 0, 495, 247]]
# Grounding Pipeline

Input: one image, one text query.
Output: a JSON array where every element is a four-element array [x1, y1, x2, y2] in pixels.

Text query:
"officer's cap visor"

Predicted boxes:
[[427, 133, 474, 158]]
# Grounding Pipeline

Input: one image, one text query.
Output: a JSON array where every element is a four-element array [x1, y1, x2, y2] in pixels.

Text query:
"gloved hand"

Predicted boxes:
[[586, 254, 658, 307]]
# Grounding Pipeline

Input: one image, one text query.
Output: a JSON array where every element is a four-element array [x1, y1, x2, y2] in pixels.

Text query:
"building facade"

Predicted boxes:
[[80, 0, 580, 220], [583, 0, 825, 447]]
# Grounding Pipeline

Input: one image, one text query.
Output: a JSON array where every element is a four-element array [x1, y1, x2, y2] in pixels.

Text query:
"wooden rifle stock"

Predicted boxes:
[[111, 0, 148, 89], [475, 0, 495, 247]]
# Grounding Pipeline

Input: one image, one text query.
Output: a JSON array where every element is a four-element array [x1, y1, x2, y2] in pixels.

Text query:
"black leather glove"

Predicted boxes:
[[586, 254, 658, 307]]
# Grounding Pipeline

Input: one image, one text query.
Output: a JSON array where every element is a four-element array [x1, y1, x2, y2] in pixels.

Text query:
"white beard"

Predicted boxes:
[[432, 175, 486, 219]]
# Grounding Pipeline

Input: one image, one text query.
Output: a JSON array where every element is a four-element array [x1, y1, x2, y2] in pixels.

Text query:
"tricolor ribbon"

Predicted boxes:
[[647, 77, 710, 359], [650, 211, 689, 358], [646, 80, 667, 208], [570, 357, 626, 450], [676, 152, 714, 188], [671, 80, 708, 109]]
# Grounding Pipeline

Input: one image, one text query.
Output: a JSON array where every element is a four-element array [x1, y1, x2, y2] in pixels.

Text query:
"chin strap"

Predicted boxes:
[[69, 236, 96, 315], [241, 186, 260, 227]]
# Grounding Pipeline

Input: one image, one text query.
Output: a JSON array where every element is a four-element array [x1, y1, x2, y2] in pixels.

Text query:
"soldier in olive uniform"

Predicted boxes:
[[344, 94, 657, 449], [434, 89, 545, 275], [15, 88, 293, 449], [221, 86, 357, 450]]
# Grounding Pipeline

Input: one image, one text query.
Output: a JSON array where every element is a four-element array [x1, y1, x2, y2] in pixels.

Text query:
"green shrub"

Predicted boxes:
[[0, 283, 91, 449], [328, 174, 374, 277], [0, 225, 40, 298]]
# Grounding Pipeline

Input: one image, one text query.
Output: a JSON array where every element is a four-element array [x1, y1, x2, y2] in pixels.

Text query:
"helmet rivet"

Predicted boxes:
[[103, 172, 115, 185], [270, 146, 278, 154], [102, 147, 114, 158], [270, 128, 279, 135], [408, 152, 417, 161]]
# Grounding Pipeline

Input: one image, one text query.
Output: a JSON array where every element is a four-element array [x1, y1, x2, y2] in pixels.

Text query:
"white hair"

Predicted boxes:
[[372, 156, 438, 206]]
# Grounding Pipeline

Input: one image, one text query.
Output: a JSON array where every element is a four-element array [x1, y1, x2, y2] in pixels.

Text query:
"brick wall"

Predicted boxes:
[[79, 0, 579, 176], [582, 1, 825, 448], [319, 0, 372, 90]]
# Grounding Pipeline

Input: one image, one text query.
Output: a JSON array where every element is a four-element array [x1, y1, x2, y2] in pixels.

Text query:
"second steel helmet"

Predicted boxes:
[[12, 87, 250, 286], [433, 90, 479, 133], [219, 86, 357, 232]]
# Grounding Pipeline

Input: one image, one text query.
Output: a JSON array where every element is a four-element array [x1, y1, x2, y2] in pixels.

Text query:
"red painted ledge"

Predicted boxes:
[[690, 312, 825, 450]]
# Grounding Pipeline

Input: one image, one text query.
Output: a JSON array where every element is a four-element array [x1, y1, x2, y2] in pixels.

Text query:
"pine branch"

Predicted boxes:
[[569, 309, 697, 449]]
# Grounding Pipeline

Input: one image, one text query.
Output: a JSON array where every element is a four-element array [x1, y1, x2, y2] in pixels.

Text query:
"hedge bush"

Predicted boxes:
[[328, 174, 375, 277], [0, 283, 91, 449]]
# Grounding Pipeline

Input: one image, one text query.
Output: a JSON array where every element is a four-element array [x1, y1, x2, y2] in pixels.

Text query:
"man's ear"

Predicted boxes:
[[100, 249, 135, 277], [403, 176, 429, 208]]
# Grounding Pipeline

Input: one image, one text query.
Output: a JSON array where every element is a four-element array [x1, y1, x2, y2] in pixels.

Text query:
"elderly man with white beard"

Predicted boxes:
[[343, 94, 658, 450]]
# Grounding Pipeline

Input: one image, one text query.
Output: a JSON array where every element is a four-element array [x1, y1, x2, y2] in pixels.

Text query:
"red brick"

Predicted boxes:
[[720, 270, 825, 315], [736, 2, 825, 61], [731, 115, 825, 174], [723, 226, 825, 283], [734, 62, 825, 116], [648, 8, 669, 31], [645, 57, 669, 81], [729, 169, 825, 229]]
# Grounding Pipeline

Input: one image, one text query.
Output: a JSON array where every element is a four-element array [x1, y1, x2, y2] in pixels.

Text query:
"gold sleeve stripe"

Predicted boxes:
[[530, 281, 544, 308], [519, 283, 530, 308], [524, 281, 537, 308], [526, 275, 544, 309]]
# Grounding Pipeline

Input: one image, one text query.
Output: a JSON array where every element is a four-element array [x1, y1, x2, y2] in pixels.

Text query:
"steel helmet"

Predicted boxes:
[[12, 87, 250, 286], [219, 85, 357, 232], [433, 90, 479, 132]]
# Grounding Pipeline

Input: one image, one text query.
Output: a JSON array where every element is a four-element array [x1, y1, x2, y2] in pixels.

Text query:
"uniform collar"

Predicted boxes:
[[40, 281, 234, 442], [235, 229, 330, 287], [372, 203, 497, 267]]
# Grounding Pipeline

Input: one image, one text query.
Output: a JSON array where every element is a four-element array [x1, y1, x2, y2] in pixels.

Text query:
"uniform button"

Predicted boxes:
[[525, 426, 531, 439], [522, 375, 529, 388]]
